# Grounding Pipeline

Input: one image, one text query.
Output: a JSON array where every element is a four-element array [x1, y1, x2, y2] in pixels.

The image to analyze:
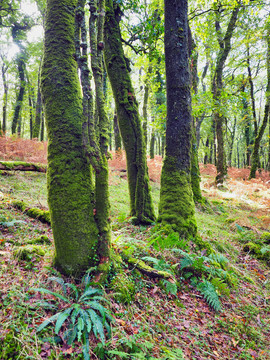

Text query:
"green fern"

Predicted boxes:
[[197, 280, 221, 311], [211, 277, 230, 296], [32, 276, 112, 360]]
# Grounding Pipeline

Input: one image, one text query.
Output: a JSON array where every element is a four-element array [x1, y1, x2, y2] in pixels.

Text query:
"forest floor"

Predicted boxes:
[[0, 140, 270, 360]]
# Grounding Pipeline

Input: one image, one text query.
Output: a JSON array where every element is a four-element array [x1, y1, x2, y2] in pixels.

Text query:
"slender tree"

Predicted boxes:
[[212, 4, 239, 184], [104, 0, 155, 224], [249, 19, 270, 179], [158, 0, 197, 237]]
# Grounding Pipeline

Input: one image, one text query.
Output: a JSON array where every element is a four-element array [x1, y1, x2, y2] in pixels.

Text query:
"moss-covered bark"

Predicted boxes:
[[159, 0, 197, 238], [104, 0, 155, 224], [89, 0, 111, 264], [41, 0, 99, 276], [0, 161, 46, 172]]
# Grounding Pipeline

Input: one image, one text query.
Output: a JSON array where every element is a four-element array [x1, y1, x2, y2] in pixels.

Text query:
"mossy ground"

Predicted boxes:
[[0, 169, 270, 359]]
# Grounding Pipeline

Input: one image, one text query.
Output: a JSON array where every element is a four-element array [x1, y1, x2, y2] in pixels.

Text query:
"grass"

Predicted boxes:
[[0, 166, 270, 359]]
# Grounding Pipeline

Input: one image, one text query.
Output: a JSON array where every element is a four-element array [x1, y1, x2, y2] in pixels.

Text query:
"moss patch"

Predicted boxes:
[[14, 245, 45, 261], [27, 235, 51, 245]]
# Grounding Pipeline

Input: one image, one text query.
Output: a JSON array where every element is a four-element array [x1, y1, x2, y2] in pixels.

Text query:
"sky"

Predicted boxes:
[[0, 0, 43, 60]]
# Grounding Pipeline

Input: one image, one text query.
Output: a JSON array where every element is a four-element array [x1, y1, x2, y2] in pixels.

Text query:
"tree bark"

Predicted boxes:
[[212, 6, 239, 185], [41, 0, 99, 276], [1, 58, 8, 134], [158, 0, 197, 238], [104, 0, 155, 224], [249, 21, 270, 179], [113, 111, 121, 151]]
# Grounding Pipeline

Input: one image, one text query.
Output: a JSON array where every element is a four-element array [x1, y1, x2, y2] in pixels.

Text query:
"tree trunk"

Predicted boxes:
[[33, 67, 42, 139], [104, 0, 155, 224], [89, 0, 111, 263], [158, 0, 197, 238], [142, 65, 152, 151], [113, 111, 121, 151], [41, 0, 99, 276], [12, 55, 26, 134], [212, 6, 239, 184], [150, 131, 155, 159], [1, 60, 8, 134], [249, 21, 270, 179]]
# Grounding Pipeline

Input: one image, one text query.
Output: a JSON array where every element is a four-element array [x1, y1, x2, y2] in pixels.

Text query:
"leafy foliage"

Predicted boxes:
[[197, 280, 221, 312], [33, 275, 113, 360]]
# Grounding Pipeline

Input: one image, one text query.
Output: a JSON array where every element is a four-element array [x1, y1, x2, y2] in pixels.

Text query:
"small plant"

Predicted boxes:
[[32, 274, 113, 360], [0, 215, 26, 227], [142, 256, 177, 295]]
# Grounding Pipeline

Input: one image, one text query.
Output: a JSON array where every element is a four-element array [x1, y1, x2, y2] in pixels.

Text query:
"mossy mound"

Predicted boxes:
[[243, 242, 270, 264], [260, 232, 270, 244], [27, 235, 51, 245], [14, 245, 45, 261], [110, 271, 135, 304], [12, 200, 51, 224], [0, 331, 22, 360]]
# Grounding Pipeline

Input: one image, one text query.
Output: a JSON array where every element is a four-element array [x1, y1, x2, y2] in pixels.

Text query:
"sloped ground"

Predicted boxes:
[[0, 143, 270, 359]]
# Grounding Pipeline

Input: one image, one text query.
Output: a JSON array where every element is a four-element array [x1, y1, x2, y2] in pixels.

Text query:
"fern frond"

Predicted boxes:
[[197, 280, 221, 311], [211, 277, 230, 296]]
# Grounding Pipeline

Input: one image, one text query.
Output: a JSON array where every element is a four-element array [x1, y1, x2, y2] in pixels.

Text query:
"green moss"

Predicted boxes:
[[110, 272, 135, 304], [0, 161, 46, 172], [192, 235, 213, 254], [0, 331, 22, 360], [260, 232, 270, 244], [26, 208, 51, 224], [42, 0, 100, 276], [158, 157, 197, 239], [243, 242, 261, 255], [14, 245, 45, 261], [27, 235, 51, 245], [12, 200, 26, 212]]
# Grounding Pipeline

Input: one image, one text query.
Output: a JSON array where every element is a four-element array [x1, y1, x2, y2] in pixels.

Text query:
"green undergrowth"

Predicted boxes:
[[0, 171, 270, 358]]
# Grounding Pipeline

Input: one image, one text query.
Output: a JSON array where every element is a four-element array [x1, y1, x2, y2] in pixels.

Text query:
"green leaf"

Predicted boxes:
[[87, 309, 105, 344], [32, 288, 70, 303], [54, 307, 73, 334], [66, 283, 79, 300], [82, 331, 90, 360], [77, 316, 85, 342], [80, 288, 103, 302], [71, 305, 80, 324], [36, 313, 60, 333], [85, 301, 106, 320]]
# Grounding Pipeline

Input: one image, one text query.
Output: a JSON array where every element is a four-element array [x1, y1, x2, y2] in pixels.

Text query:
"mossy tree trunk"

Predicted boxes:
[[113, 111, 121, 151], [142, 65, 152, 152], [189, 31, 203, 203], [33, 67, 42, 139], [1, 57, 8, 134], [104, 0, 155, 224], [41, 0, 100, 276], [212, 6, 239, 185], [88, 0, 111, 264], [11, 54, 26, 134], [249, 21, 270, 179], [158, 0, 197, 238]]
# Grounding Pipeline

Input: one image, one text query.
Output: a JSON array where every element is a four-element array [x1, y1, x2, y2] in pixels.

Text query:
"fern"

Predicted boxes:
[[211, 277, 230, 296], [197, 280, 221, 311], [32, 276, 113, 360]]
